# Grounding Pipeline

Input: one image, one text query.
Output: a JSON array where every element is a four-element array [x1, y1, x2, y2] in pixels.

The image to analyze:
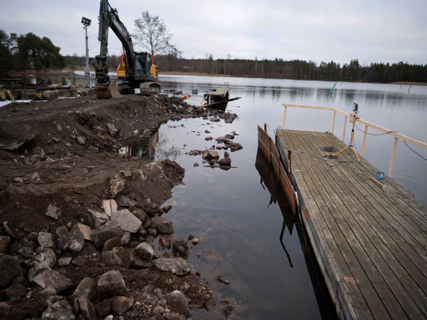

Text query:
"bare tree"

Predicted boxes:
[[132, 11, 181, 58]]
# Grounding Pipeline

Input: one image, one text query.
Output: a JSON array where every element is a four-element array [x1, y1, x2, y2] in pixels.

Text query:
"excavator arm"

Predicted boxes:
[[95, 0, 135, 95]]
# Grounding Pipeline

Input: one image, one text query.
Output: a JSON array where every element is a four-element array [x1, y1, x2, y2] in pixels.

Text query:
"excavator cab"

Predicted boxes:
[[134, 52, 157, 81]]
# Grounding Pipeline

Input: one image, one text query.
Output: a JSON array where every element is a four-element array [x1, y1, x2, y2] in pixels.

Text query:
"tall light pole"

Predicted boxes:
[[81, 17, 91, 88]]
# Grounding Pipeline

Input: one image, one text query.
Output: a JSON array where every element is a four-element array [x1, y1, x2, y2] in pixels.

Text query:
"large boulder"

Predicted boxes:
[[91, 221, 124, 248], [153, 257, 191, 276], [164, 290, 189, 316], [57, 229, 84, 253], [135, 242, 157, 261], [111, 209, 142, 233], [97, 270, 126, 300]]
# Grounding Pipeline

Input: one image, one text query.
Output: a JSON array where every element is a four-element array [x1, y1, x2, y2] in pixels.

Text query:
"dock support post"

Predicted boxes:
[[342, 116, 347, 142], [332, 110, 336, 134], [361, 125, 368, 156], [282, 106, 287, 129], [388, 137, 399, 177], [288, 150, 293, 185]]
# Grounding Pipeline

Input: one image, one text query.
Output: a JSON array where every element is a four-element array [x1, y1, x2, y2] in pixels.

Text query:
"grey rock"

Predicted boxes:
[[106, 123, 118, 137], [57, 257, 72, 267], [202, 150, 219, 159], [111, 296, 133, 315], [120, 232, 131, 246], [77, 136, 86, 145], [102, 199, 117, 217], [162, 205, 172, 213], [101, 251, 116, 266], [98, 270, 126, 300], [33, 269, 72, 293], [40, 286, 57, 297], [17, 245, 34, 259], [150, 217, 173, 235], [38, 232, 53, 248], [164, 290, 189, 316], [41, 299, 75, 320], [26, 248, 56, 275], [153, 257, 191, 276], [75, 223, 92, 241], [88, 209, 109, 229], [95, 299, 112, 317], [210, 117, 220, 122], [56, 226, 69, 238], [218, 157, 231, 166], [70, 277, 97, 303], [116, 195, 136, 208], [0, 236, 10, 253], [91, 221, 124, 248], [109, 175, 125, 198], [135, 242, 157, 260], [2, 221, 16, 238], [45, 204, 61, 220], [78, 296, 97, 320], [173, 239, 190, 256], [110, 209, 142, 233], [102, 236, 121, 252], [112, 247, 133, 269], [57, 229, 84, 253]]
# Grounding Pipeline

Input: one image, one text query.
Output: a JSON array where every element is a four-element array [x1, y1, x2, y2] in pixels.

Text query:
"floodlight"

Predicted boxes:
[[81, 17, 91, 26]]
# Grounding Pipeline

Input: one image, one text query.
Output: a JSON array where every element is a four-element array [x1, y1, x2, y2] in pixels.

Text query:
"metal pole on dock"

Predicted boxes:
[[81, 17, 92, 88]]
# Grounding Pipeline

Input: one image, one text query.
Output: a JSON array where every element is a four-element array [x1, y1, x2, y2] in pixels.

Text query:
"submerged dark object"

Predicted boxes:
[[203, 87, 241, 110]]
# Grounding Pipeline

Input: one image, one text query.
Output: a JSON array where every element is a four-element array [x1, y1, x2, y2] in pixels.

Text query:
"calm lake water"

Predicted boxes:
[[4, 73, 427, 319]]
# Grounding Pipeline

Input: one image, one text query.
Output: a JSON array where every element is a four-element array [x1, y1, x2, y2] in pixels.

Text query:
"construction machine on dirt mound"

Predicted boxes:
[[94, 0, 160, 99]]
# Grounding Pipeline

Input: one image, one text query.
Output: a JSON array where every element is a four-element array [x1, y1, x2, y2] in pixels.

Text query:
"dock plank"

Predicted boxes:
[[276, 129, 427, 320]]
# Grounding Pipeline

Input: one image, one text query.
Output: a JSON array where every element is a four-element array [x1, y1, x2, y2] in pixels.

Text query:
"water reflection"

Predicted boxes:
[[255, 149, 338, 320]]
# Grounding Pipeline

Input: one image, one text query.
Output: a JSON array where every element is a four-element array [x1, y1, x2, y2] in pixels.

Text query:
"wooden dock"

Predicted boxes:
[[276, 129, 427, 319]]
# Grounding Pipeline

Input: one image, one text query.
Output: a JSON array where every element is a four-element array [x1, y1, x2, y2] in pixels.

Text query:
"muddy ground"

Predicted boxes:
[[0, 93, 239, 320]]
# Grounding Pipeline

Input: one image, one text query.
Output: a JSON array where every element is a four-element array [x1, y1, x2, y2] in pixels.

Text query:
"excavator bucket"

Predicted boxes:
[[139, 82, 161, 96], [95, 80, 122, 99]]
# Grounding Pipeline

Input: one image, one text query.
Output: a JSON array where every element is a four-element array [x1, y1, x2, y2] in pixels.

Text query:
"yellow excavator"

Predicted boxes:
[[94, 0, 160, 99]]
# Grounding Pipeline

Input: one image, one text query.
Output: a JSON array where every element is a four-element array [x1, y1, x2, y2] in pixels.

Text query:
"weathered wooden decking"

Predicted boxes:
[[277, 129, 427, 320]]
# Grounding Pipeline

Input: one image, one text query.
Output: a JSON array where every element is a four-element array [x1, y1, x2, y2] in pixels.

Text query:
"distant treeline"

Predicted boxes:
[[156, 55, 427, 83], [0, 30, 66, 72]]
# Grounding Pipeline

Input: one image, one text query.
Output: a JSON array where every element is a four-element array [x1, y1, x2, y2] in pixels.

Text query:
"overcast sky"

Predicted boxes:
[[1, 0, 426, 66]]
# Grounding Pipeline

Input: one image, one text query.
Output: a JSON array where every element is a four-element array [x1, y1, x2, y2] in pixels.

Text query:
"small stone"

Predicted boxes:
[[88, 209, 109, 229], [57, 257, 72, 267], [72, 256, 88, 266], [111, 296, 133, 315], [14, 177, 23, 183], [57, 229, 84, 253], [102, 199, 117, 217], [56, 226, 69, 238], [135, 242, 157, 261], [41, 299, 75, 320], [161, 205, 172, 214], [45, 204, 61, 220], [75, 223, 92, 241], [193, 163, 199, 167], [38, 232, 53, 248], [33, 269, 72, 293]]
